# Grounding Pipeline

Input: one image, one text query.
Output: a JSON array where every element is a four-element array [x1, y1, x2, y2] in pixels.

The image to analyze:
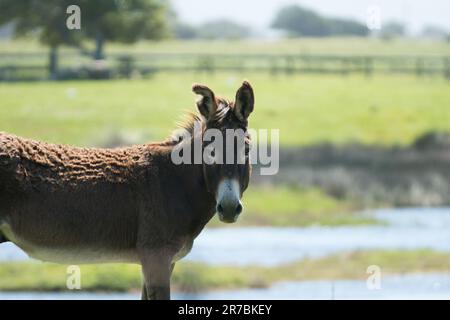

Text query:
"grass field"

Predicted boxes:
[[1, 73, 449, 147], [0, 249, 448, 292], [0, 72, 448, 227], [1, 38, 449, 227], [2, 38, 450, 55]]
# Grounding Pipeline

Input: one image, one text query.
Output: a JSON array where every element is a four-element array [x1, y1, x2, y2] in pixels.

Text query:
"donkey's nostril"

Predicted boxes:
[[217, 204, 224, 214], [236, 203, 243, 215]]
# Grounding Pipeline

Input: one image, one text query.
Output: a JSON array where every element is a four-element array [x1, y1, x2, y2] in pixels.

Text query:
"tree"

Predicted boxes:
[[421, 25, 449, 40], [328, 18, 368, 36], [173, 22, 198, 40], [165, 7, 198, 40], [271, 5, 368, 37], [379, 21, 406, 40], [0, 0, 82, 79], [0, 0, 169, 78], [271, 5, 328, 37], [197, 19, 251, 40], [169, 17, 251, 40], [70, 0, 168, 60]]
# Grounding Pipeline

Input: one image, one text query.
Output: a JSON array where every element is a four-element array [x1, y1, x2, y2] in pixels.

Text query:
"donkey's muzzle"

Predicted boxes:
[[217, 201, 243, 223], [216, 179, 243, 223]]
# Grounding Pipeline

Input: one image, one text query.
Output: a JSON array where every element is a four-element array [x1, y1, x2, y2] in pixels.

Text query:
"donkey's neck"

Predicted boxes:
[[152, 143, 216, 235], [176, 161, 216, 226]]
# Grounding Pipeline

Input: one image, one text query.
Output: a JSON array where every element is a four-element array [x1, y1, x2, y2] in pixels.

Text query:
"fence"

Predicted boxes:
[[0, 52, 449, 81]]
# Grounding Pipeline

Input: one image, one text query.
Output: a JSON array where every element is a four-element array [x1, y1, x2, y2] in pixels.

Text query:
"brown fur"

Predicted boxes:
[[0, 131, 213, 254], [0, 132, 148, 189], [0, 81, 255, 300]]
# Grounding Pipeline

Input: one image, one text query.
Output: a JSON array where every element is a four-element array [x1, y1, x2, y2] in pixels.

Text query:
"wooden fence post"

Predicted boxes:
[[364, 57, 373, 77], [285, 56, 294, 75], [444, 57, 450, 80], [416, 57, 424, 77], [269, 56, 278, 75]]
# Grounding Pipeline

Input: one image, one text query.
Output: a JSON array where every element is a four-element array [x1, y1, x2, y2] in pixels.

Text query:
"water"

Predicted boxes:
[[178, 273, 450, 300], [3, 207, 450, 300], [2, 207, 450, 266], [2, 273, 450, 300], [188, 207, 450, 265]]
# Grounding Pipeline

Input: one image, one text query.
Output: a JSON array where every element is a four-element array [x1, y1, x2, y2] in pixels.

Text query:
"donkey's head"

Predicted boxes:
[[193, 81, 254, 223]]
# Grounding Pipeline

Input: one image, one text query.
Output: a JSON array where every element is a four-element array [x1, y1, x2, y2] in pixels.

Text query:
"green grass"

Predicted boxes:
[[209, 185, 371, 227], [1, 39, 448, 228], [2, 38, 450, 55], [1, 73, 449, 147], [1, 249, 449, 292]]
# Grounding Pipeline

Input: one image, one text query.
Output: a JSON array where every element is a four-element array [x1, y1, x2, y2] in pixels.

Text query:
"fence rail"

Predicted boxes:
[[1, 52, 449, 81]]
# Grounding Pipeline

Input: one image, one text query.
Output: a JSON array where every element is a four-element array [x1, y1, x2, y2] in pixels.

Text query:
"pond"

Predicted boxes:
[[2, 207, 450, 266], [2, 207, 450, 300], [187, 207, 450, 266], [1, 273, 450, 300]]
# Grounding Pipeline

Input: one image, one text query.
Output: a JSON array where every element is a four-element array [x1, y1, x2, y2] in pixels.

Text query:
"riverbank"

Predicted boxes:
[[209, 185, 373, 227], [253, 133, 450, 210], [1, 249, 449, 293]]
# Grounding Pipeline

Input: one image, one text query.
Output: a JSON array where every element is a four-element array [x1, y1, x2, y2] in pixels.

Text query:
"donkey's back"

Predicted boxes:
[[0, 132, 151, 264], [0, 132, 149, 189]]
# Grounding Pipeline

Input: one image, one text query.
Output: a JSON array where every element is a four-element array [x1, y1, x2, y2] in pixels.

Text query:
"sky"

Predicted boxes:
[[171, 0, 450, 34]]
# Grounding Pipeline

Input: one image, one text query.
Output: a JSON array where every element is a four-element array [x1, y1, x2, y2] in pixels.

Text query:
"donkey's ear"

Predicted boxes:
[[234, 81, 254, 122], [192, 84, 217, 120]]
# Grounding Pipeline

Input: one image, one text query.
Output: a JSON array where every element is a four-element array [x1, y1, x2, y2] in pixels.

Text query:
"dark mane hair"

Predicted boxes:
[[164, 97, 232, 146]]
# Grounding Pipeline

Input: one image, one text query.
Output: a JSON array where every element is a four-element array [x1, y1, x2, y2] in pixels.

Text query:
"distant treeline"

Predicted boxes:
[[271, 5, 368, 37], [173, 19, 251, 40], [171, 5, 449, 40], [172, 5, 369, 39]]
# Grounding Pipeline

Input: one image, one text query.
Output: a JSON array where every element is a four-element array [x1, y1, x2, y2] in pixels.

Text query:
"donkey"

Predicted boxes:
[[0, 81, 254, 300]]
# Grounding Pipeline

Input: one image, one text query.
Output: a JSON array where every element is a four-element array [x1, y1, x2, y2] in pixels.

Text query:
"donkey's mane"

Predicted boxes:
[[164, 98, 232, 146], [169, 112, 202, 144]]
